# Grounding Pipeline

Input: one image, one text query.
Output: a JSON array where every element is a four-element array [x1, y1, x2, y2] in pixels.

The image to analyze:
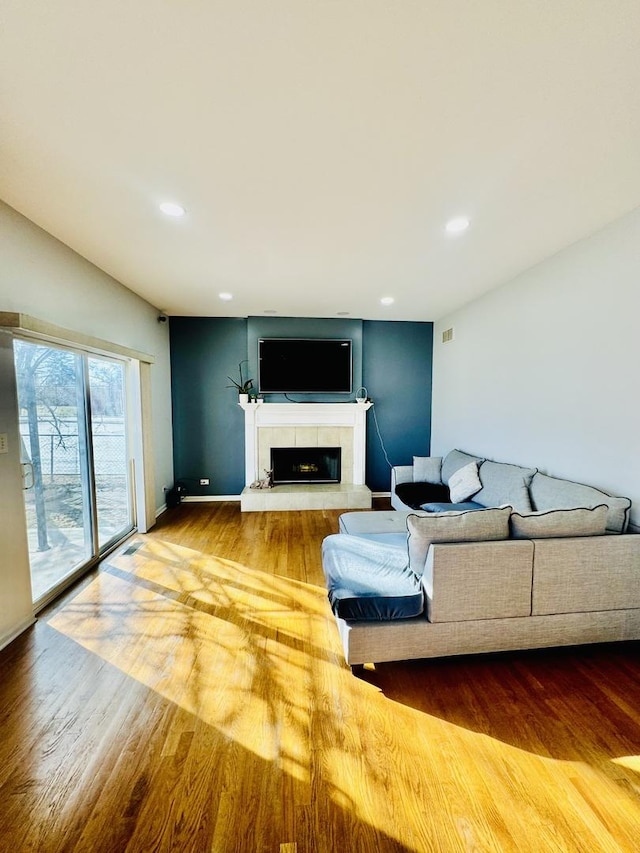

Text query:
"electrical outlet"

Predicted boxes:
[[200, 478, 210, 486], [0, 433, 8, 454]]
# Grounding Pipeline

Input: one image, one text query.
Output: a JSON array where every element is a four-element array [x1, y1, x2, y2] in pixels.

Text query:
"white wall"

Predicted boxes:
[[0, 199, 174, 646], [0, 200, 174, 507], [432, 204, 640, 531]]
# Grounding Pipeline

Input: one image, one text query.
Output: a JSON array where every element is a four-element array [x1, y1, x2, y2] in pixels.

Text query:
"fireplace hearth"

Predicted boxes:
[[271, 447, 341, 485]]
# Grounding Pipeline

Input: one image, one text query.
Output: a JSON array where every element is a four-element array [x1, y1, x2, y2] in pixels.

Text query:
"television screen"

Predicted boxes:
[[258, 338, 352, 393]]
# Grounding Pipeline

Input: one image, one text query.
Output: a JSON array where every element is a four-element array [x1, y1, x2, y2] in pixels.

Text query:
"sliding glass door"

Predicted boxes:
[[14, 339, 134, 606], [88, 356, 132, 549]]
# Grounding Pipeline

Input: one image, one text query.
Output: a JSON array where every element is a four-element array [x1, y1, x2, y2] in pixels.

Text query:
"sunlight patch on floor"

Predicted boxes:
[[612, 755, 640, 773], [46, 537, 334, 782], [44, 536, 640, 852]]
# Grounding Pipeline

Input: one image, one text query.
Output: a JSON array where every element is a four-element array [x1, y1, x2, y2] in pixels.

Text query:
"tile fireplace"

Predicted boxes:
[[239, 401, 372, 511]]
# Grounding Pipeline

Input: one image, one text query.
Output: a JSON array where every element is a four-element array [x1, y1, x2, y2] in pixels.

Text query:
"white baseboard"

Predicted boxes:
[[0, 616, 36, 653], [180, 493, 388, 504], [182, 495, 241, 503]]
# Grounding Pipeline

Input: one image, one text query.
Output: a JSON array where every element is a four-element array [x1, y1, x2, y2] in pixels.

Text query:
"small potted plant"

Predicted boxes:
[[227, 360, 253, 403]]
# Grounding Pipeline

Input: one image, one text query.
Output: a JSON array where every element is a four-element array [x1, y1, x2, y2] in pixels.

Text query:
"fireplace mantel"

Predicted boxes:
[[240, 401, 372, 487]]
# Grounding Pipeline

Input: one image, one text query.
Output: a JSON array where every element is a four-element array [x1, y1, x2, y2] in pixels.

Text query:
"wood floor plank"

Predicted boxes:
[[0, 501, 639, 851]]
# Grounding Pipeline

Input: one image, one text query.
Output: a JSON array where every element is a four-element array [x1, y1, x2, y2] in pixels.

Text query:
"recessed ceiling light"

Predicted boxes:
[[159, 201, 186, 217], [380, 297, 394, 306], [445, 216, 470, 234], [264, 309, 278, 314], [218, 292, 233, 301], [336, 311, 350, 316]]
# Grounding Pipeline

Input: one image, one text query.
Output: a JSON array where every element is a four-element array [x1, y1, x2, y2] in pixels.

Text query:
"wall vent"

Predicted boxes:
[[442, 327, 454, 343]]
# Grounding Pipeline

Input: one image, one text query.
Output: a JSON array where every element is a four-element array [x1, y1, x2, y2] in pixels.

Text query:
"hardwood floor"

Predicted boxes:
[[1, 501, 639, 852]]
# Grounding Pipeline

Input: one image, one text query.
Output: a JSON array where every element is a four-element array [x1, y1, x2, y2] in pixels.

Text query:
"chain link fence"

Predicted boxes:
[[20, 419, 127, 483], [20, 419, 130, 534]]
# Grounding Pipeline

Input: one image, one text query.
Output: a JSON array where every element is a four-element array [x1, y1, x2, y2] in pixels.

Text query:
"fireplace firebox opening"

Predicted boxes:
[[271, 447, 341, 485]]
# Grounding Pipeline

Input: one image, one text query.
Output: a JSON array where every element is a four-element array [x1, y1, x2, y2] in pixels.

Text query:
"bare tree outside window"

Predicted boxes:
[[14, 339, 132, 601]]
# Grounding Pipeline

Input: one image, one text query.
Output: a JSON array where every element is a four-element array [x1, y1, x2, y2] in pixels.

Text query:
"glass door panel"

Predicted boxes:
[[14, 340, 134, 605], [88, 356, 133, 548], [14, 340, 93, 601]]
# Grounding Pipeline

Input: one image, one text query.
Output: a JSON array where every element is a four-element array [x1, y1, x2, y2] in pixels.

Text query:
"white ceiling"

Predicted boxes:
[[2, 1, 640, 321]]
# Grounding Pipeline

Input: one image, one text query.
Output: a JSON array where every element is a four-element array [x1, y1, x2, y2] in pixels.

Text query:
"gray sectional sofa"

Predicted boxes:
[[322, 449, 640, 666]]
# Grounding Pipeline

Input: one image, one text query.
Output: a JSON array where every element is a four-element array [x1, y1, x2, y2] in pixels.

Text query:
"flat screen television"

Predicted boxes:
[[258, 338, 352, 394]]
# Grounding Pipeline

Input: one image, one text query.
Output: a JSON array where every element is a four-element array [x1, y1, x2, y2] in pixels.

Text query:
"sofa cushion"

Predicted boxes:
[[421, 501, 484, 512], [529, 472, 631, 534], [441, 449, 485, 483], [510, 505, 608, 540], [472, 459, 537, 513], [413, 456, 443, 484], [321, 534, 423, 621], [448, 461, 482, 503], [347, 532, 411, 548], [395, 481, 450, 509], [339, 510, 412, 536], [406, 505, 512, 576]]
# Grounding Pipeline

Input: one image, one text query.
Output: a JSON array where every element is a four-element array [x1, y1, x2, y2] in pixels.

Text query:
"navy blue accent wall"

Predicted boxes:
[[170, 317, 248, 496], [247, 316, 363, 402], [363, 321, 433, 492], [169, 316, 433, 497]]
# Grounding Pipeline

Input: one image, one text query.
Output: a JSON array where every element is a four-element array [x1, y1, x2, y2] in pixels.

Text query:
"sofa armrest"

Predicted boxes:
[[391, 465, 415, 511], [392, 465, 414, 487]]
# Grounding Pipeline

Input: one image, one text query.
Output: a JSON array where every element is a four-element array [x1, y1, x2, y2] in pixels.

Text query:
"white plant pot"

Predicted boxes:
[[238, 393, 249, 404]]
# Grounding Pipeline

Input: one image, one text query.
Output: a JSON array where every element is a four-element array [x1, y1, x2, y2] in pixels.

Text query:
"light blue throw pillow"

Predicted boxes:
[[473, 460, 537, 513]]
